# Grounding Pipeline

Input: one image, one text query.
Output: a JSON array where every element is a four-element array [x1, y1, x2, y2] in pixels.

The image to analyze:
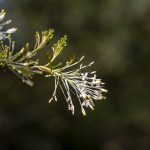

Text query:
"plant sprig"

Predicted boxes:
[[0, 9, 107, 116]]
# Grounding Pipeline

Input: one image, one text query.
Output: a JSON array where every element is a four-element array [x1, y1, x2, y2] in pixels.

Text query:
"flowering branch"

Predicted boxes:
[[0, 9, 107, 115]]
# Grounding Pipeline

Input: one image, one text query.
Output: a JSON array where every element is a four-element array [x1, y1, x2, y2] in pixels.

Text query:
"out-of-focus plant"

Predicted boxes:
[[0, 9, 107, 115]]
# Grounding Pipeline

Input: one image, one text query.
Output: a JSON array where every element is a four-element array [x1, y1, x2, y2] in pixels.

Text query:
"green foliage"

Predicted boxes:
[[0, 27, 67, 86]]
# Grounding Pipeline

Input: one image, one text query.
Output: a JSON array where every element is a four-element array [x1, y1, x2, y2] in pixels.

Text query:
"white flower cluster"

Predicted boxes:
[[48, 56, 107, 116], [0, 9, 17, 40]]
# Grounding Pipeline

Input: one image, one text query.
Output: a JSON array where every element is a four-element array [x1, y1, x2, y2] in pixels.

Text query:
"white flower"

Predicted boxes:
[[0, 9, 6, 21], [6, 28, 17, 34], [47, 56, 107, 115], [0, 9, 16, 41]]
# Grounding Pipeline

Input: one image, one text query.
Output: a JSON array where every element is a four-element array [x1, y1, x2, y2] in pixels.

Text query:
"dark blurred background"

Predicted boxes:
[[0, 0, 150, 150]]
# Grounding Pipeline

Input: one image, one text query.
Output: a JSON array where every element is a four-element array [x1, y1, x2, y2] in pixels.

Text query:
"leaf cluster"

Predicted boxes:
[[0, 28, 67, 86]]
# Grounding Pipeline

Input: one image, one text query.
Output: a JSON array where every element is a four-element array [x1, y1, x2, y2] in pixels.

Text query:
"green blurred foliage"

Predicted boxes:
[[0, 0, 150, 149]]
